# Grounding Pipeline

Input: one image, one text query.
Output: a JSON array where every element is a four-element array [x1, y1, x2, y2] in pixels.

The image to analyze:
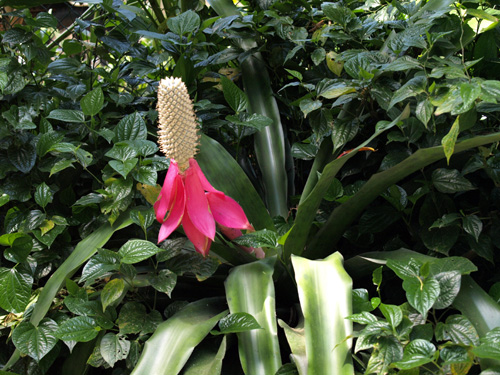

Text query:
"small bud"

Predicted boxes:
[[157, 77, 199, 171]]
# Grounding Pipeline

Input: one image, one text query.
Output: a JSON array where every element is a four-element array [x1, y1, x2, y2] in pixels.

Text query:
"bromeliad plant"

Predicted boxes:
[[2, 0, 500, 374]]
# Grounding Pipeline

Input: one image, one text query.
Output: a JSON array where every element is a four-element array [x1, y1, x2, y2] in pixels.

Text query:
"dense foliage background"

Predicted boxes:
[[1, 0, 500, 374]]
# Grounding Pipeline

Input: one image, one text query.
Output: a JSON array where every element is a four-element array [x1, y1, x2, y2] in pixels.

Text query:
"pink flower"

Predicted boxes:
[[154, 158, 253, 256]]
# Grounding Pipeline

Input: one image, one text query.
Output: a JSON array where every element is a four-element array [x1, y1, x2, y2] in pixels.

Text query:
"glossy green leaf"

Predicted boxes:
[[379, 304, 403, 329], [12, 318, 59, 361], [225, 257, 282, 375], [232, 229, 279, 248], [115, 113, 147, 141], [463, 215, 483, 242], [118, 239, 161, 264], [148, 269, 177, 297], [101, 278, 125, 311], [55, 316, 100, 342], [109, 158, 138, 178], [433, 271, 461, 309], [4, 235, 32, 264], [299, 99, 322, 117], [50, 159, 75, 176], [278, 319, 307, 375], [403, 277, 440, 318], [81, 87, 104, 116], [46, 109, 85, 123], [292, 253, 354, 375], [221, 75, 247, 113], [416, 98, 433, 128], [181, 337, 227, 375], [393, 339, 436, 369], [100, 333, 130, 367], [213, 312, 261, 335], [435, 315, 479, 346], [432, 168, 476, 193], [8, 143, 36, 174], [388, 76, 427, 109], [442, 117, 460, 164], [131, 298, 227, 375], [35, 182, 53, 209], [167, 10, 201, 35], [0, 266, 33, 313]]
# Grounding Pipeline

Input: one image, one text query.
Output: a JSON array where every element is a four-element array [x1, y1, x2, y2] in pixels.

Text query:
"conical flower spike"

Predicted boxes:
[[154, 77, 254, 256]]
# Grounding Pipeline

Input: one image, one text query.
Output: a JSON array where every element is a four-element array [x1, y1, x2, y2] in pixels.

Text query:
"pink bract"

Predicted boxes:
[[154, 158, 253, 256]]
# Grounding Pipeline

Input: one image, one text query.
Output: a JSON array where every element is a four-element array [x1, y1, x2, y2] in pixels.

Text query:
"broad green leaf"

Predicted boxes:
[[0, 266, 33, 313], [81, 87, 104, 116], [317, 82, 356, 99], [12, 318, 58, 361], [460, 83, 481, 109], [0, 233, 25, 247], [429, 213, 461, 229], [402, 277, 440, 318], [440, 345, 470, 364], [428, 256, 477, 276], [100, 333, 130, 367], [388, 76, 427, 109], [36, 132, 64, 157], [435, 315, 479, 346], [131, 298, 227, 375], [50, 159, 75, 176], [225, 258, 282, 375], [393, 339, 436, 369], [299, 99, 322, 117], [167, 10, 201, 35], [225, 113, 273, 130], [433, 271, 461, 309], [115, 113, 147, 141], [346, 311, 378, 324], [463, 215, 482, 242], [109, 158, 138, 178], [386, 258, 421, 280], [4, 235, 32, 264], [473, 343, 500, 360], [442, 117, 460, 164], [105, 143, 139, 161], [416, 98, 433, 128], [292, 253, 354, 375], [55, 316, 100, 342], [8, 143, 36, 174], [181, 337, 227, 375], [232, 229, 279, 248], [212, 312, 261, 335], [132, 166, 157, 185], [117, 302, 148, 335], [101, 278, 125, 311], [220, 75, 247, 113], [364, 335, 403, 374], [148, 269, 177, 297], [432, 169, 476, 193], [421, 226, 460, 255], [47, 109, 85, 123], [379, 304, 403, 329], [118, 239, 161, 264], [35, 182, 53, 209], [311, 48, 326, 66], [278, 319, 307, 375]]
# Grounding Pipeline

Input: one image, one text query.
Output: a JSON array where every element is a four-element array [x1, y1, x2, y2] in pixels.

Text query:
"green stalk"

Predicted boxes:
[[131, 298, 228, 375], [306, 132, 500, 258], [224, 257, 282, 375], [4, 211, 133, 370], [207, 0, 289, 218], [291, 253, 354, 375]]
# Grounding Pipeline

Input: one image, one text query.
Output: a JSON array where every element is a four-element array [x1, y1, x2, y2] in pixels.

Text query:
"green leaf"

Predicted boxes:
[[365, 335, 403, 374], [433, 271, 461, 309], [109, 158, 138, 178], [346, 311, 378, 324], [148, 269, 177, 297], [421, 226, 460, 255], [46, 109, 85, 123], [473, 343, 500, 360], [105, 143, 139, 161], [435, 315, 479, 346], [317, 82, 356, 99], [132, 166, 157, 185], [393, 339, 436, 369], [220, 75, 247, 113], [4, 235, 32, 264], [212, 312, 261, 335], [442, 117, 460, 164], [432, 169, 476, 193], [0, 266, 33, 313], [299, 99, 322, 117], [100, 333, 130, 367], [292, 253, 354, 375], [388, 76, 427, 109], [428, 257, 477, 276], [117, 302, 147, 335], [460, 82, 481, 109], [232, 229, 279, 248], [379, 304, 403, 329], [463, 215, 482, 242], [8, 143, 36, 174], [35, 182, 53, 209], [440, 345, 470, 364], [101, 278, 125, 312], [115, 113, 147, 141], [167, 10, 201, 35], [311, 48, 326, 66], [131, 298, 227, 375], [50, 159, 75, 176], [226, 113, 273, 130], [80, 87, 104, 116], [55, 316, 100, 342], [429, 213, 461, 229], [181, 337, 227, 375], [402, 277, 440, 318], [36, 132, 64, 157], [224, 258, 282, 375], [118, 239, 161, 264], [387, 258, 421, 280], [416, 98, 433, 128], [12, 318, 58, 361]]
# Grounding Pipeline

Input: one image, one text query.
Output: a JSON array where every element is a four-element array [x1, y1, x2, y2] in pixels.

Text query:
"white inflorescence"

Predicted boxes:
[[157, 77, 199, 171]]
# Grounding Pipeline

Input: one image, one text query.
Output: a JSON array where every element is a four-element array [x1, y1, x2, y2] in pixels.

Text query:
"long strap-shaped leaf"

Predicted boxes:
[[291, 253, 354, 375], [4, 211, 133, 369], [306, 132, 500, 258], [225, 257, 282, 375], [206, 0, 288, 218], [131, 298, 228, 375]]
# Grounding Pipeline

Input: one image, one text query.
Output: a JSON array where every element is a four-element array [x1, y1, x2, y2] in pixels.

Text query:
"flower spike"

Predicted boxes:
[[154, 77, 254, 257]]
